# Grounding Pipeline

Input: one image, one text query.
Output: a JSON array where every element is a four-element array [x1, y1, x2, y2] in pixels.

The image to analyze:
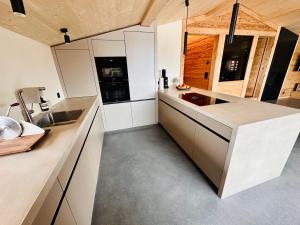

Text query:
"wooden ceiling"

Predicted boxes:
[[0, 0, 299, 46]]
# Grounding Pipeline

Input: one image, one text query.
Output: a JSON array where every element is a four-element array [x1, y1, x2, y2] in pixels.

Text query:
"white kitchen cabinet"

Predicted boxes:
[[55, 39, 89, 50], [104, 103, 132, 131], [55, 198, 76, 225], [131, 100, 156, 127], [158, 100, 196, 158], [193, 124, 229, 187], [55, 49, 97, 97], [32, 179, 63, 225], [93, 29, 125, 40], [124, 32, 156, 100], [92, 40, 126, 56], [65, 109, 103, 225]]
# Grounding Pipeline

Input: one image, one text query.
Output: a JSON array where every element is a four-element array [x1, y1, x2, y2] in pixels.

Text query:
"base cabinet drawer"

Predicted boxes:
[[104, 103, 132, 131], [34, 109, 104, 225], [159, 100, 196, 158], [64, 109, 103, 225], [55, 198, 76, 225], [131, 100, 156, 127], [193, 124, 229, 187], [32, 179, 63, 225], [58, 105, 97, 189]]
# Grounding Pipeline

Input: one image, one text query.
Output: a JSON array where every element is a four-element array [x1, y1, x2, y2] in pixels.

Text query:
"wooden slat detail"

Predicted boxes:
[[188, 10, 276, 33], [280, 39, 300, 98], [245, 37, 274, 98]]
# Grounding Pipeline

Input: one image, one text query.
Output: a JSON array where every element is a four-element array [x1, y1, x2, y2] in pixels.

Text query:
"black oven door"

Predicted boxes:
[[100, 84, 130, 104]]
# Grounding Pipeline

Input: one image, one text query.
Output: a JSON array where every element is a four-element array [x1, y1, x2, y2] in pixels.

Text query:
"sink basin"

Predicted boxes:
[[36, 109, 84, 128]]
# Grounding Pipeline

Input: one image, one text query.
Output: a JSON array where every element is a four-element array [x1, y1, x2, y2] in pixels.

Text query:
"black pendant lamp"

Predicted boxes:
[[60, 28, 71, 44], [228, 0, 240, 44], [10, 0, 26, 17], [183, 0, 189, 55]]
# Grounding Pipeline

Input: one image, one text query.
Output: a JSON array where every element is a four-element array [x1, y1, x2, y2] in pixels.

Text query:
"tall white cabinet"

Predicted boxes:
[[55, 49, 97, 98], [53, 25, 157, 131], [124, 32, 156, 100]]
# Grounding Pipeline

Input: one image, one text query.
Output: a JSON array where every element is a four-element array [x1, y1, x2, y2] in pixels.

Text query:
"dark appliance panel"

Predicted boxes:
[[261, 28, 299, 101], [95, 57, 128, 82], [95, 57, 130, 104], [179, 92, 228, 106], [219, 35, 253, 82]]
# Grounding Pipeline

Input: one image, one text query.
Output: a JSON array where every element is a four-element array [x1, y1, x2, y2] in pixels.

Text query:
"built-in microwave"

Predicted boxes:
[[94, 57, 130, 104]]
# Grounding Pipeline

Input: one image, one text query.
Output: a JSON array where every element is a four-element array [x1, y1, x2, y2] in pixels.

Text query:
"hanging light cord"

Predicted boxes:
[[185, 0, 189, 31], [183, 0, 189, 55]]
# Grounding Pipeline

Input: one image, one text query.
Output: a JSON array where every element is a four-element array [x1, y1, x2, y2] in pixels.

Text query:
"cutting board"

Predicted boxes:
[[0, 121, 48, 156], [0, 133, 45, 156]]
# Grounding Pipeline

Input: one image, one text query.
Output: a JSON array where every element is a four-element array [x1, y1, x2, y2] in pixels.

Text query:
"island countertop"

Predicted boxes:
[[0, 96, 98, 225], [159, 87, 300, 128]]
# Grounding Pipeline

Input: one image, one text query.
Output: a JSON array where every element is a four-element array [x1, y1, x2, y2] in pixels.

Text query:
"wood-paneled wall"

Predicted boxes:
[[215, 80, 244, 97], [181, 9, 277, 98], [183, 35, 217, 90], [280, 40, 300, 98]]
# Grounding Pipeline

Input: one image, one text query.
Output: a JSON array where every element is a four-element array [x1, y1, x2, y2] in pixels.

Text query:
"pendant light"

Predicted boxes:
[[60, 28, 71, 44], [228, 0, 240, 44], [183, 0, 189, 55], [10, 0, 26, 17]]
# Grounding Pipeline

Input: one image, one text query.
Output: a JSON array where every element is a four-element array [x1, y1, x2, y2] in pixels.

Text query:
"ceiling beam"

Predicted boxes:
[[141, 0, 171, 26]]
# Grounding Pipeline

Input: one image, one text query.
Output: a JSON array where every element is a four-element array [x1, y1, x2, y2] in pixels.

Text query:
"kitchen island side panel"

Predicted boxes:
[[219, 113, 300, 198]]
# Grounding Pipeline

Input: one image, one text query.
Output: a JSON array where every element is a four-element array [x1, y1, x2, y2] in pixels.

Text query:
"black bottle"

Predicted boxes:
[[162, 69, 169, 89]]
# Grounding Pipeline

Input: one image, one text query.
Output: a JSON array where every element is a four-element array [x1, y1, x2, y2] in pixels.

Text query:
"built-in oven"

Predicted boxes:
[[95, 57, 130, 104]]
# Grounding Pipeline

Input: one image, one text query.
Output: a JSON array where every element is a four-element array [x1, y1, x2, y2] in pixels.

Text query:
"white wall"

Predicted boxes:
[[0, 27, 64, 120], [157, 20, 183, 87]]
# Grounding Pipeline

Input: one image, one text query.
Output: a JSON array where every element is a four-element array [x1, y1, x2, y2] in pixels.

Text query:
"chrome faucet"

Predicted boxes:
[[15, 87, 46, 123]]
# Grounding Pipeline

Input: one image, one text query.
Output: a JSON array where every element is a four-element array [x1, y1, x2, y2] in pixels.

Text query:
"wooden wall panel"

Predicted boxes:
[[183, 35, 217, 90], [280, 40, 300, 98], [215, 81, 244, 97], [180, 9, 277, 98]]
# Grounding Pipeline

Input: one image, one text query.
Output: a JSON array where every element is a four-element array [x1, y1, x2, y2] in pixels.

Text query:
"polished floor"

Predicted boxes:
[[92, 125, 300, 225]]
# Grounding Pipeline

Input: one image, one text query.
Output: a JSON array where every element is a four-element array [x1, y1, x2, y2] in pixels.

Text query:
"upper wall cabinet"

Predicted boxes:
[[92, 40, 126, 57], [55, 49, 97, 97], [124, 32, 156, 100], [93, 30, 125, 41], [55, 39, 89, 50]]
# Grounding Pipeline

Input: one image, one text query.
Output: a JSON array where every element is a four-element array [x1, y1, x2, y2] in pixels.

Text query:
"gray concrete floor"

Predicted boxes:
[[92, 125, 300, 225]]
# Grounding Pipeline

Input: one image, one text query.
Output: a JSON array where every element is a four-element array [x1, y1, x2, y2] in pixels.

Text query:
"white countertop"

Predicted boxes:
[[0, 96, 98, 225], [159, 87, 300, 128]]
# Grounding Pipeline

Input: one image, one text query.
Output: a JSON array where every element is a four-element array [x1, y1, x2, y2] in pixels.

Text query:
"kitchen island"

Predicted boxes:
[[159, 87, 300, 198], [0, 96, 104, 225]]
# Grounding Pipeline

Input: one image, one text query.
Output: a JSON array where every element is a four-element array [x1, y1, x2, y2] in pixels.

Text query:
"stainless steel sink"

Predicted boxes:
[[35, 109, 84, 128]]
